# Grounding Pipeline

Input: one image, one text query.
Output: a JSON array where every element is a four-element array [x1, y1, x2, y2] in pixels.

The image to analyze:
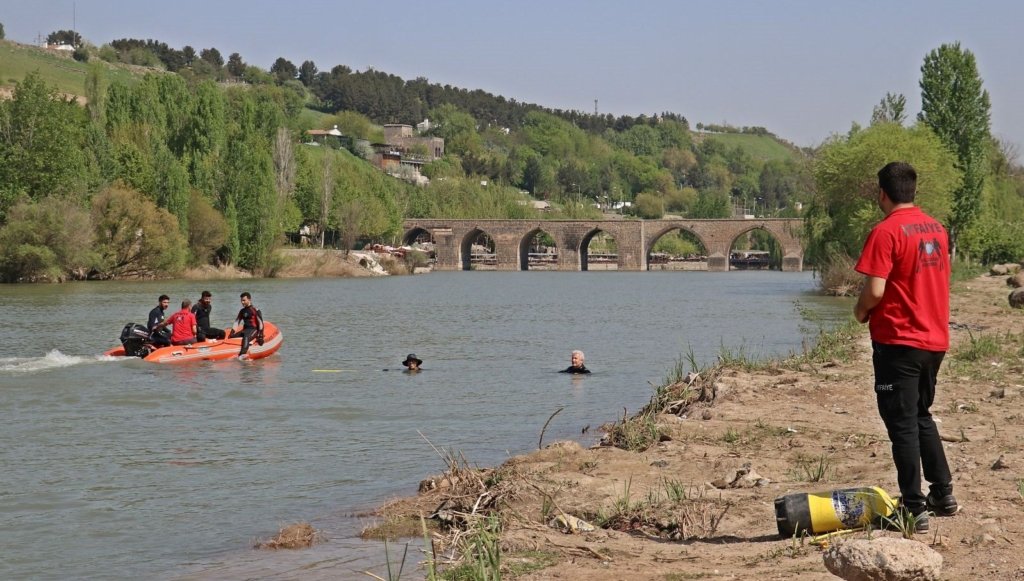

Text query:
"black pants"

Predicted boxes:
[[230, 328, 257, 355], [872, 342, 952, 510], [150, 329, 171, 347], [197, 326, 225, 342]]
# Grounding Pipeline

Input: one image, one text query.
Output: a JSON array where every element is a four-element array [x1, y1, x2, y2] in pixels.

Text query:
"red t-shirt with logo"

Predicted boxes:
[[168, 308, 198, 343], [854, 206, 950, 351]]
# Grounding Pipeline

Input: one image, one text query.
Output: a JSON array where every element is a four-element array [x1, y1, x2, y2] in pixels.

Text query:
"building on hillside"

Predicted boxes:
[[382, 124, 444, 160], [304, 125, 344, 146], [416, 118, 433, 133]]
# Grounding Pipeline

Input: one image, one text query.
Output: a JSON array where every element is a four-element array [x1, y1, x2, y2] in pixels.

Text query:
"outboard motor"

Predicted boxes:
[[119, 323, 152, 357]]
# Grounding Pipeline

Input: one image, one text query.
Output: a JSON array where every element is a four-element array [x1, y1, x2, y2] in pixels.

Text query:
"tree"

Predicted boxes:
[[187, 191, 228, 265], [91, 183, 187, 278], [0, 72, 88, 219], [227, 52, 245, 77], [870, 92, 907, 126], [0, 22, 5, 40], [298, 60, 318, 87], [319, 150, 334, 248], [806, 123, 960, 269], [0, 197, 96, 282], [918, 42, 991, 259], [199, 47, 224, 68], [181, 46, 196, 66], [270, 57, 298, 84], [47, 29, 82, 46]]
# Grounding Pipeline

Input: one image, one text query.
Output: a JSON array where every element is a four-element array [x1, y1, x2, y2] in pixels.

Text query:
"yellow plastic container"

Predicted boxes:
[[774, 486, 896, 537]]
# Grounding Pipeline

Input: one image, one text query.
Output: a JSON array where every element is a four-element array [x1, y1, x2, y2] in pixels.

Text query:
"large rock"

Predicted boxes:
[[991, 264, 1009, 276], [1008, 272, 1024, 288], [823, 537, 942, 581], [1010, 288, 1024, 309]]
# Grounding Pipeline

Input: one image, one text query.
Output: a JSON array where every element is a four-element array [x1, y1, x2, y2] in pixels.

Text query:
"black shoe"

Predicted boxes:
[[926, 491, 959, 516]]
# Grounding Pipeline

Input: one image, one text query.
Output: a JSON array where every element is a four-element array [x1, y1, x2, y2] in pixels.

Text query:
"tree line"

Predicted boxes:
[[2, 27, 1021, 285]]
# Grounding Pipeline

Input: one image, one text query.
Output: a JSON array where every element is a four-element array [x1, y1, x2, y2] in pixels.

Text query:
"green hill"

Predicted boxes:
[[0, 40, 143, 97], [693, 131, 804, 163]]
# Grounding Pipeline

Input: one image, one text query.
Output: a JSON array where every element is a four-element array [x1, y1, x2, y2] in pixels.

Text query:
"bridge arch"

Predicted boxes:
[[519, 228, 558, 271], [580, 228, 619, 271], [727, 225, 784, 270], [402, 227, 432, 246], [461, 228, 496, 271]]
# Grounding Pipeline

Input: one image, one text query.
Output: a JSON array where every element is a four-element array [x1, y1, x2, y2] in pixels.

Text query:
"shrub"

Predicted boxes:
[[91, 183, 187, 278], [0, 197, 96, 282]]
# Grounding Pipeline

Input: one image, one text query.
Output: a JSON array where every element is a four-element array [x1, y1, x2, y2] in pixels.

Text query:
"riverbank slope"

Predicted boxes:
[[369, 273, 1024, 579]]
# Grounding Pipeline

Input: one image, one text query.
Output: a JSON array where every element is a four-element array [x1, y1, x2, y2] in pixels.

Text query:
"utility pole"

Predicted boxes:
[[594, 99, 598, 116]]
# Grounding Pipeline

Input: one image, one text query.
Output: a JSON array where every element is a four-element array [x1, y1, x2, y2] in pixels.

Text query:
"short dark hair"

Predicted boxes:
[[181, 299, 192, 308], [159, 294, 170, 302], [240, 291, 251, 300], [878, 161, 917, 204], [201, 290, 212, 298]]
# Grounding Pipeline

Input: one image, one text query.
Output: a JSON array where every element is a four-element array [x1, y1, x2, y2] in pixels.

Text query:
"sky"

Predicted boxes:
[[3, 0, 1023, 149]]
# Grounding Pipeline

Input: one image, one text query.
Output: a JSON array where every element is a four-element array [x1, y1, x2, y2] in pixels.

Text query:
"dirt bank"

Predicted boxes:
[[368, 274, 1024, 580], [181, 249, 386, 280]]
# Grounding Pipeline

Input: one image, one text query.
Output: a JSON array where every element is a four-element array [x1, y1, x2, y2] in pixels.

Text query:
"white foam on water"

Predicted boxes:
[[0, 350, 123, 373]]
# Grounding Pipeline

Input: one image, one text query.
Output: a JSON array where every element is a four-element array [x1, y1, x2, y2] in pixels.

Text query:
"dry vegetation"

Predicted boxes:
[[358, 273, 1024, 580]]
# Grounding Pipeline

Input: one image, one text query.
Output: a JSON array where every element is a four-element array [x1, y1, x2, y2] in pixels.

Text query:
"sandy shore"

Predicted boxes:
[[365, 273, 1024, 579]]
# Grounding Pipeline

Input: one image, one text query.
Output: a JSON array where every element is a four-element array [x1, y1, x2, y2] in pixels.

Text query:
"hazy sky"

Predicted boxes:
[[4, 0, 1022, 148]]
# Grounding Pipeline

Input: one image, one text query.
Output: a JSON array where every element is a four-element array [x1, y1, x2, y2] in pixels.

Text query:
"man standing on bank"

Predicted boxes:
[[854, 161, 958, 530]]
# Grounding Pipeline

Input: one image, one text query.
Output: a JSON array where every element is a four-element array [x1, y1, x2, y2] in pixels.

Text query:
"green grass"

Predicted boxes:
[[0, 40, 142, 96], [694, 132, 803, 162]]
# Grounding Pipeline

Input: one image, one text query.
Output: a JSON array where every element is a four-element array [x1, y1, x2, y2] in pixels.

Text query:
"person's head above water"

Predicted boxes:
[[570, 350, 585, 368], [402, 353, 423, 370]]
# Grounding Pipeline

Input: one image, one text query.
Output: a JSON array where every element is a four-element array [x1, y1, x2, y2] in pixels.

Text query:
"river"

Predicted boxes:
[[0, 271, 848, 580]]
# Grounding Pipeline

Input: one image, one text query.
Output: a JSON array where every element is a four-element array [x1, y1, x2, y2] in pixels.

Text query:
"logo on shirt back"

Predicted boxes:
[[917, 237, 944, 271]]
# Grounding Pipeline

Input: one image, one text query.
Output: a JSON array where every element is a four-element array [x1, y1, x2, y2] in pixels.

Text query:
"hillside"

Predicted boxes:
[[0, 40, 144, 98], [693, 130, 805, 163]]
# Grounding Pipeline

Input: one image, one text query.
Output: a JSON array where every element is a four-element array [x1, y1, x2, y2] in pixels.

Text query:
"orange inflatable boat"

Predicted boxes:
[[104, 322, 283, 363]]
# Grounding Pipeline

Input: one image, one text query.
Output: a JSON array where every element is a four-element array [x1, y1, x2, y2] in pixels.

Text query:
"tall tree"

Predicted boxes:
[[918, 42, 991, 259], [298, 60, 318, 87], [199, 47, 224, 68], [870, 92, 907, 126], [270, 57, 298, 84], [226, 53, 245, 77], [0, 73, 88, 219]]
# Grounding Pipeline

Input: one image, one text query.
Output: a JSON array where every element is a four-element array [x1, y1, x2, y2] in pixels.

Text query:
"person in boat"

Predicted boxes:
[[560, 350, 591, 374], [147, 295, 172, 347], [402, 353, 423, 372], [191, 290, 226, 342], [167, 299, 199, 346], [229, 291, 264, 360]]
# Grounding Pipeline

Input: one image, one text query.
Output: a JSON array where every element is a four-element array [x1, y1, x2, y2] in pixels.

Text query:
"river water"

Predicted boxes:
[[0, 271, 848, 580]]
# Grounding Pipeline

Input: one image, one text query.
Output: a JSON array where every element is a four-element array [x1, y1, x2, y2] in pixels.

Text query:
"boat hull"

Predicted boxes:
[[104, 322, 283, 363]]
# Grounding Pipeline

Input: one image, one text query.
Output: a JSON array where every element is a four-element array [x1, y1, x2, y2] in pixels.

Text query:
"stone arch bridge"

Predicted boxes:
[[401, 218, 804, 272]]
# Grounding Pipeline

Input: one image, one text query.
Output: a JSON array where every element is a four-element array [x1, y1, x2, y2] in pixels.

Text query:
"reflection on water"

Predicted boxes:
[[0, 272, 848, 580]]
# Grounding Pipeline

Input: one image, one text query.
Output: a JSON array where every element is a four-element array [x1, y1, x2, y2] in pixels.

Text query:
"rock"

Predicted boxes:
[[711, 462, 770, 488], [991, 454, 1009, 470], [991, 264, 1009, 276], [701, 409, 714, 420], [823, 537, 942, 581], [1005, 262, 1022, 274], [1010, 288, 1024, 309], [1008, 272, 1024, 288]]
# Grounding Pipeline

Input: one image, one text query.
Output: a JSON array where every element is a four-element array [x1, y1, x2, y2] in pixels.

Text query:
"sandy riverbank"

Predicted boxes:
[[181, 249, 402, 280], [364, 273, 1024, 579]]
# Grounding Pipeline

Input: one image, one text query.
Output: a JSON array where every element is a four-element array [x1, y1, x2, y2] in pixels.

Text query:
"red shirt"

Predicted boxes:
[[168, 308, 198, 343], [855, 206, 950, 351]]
